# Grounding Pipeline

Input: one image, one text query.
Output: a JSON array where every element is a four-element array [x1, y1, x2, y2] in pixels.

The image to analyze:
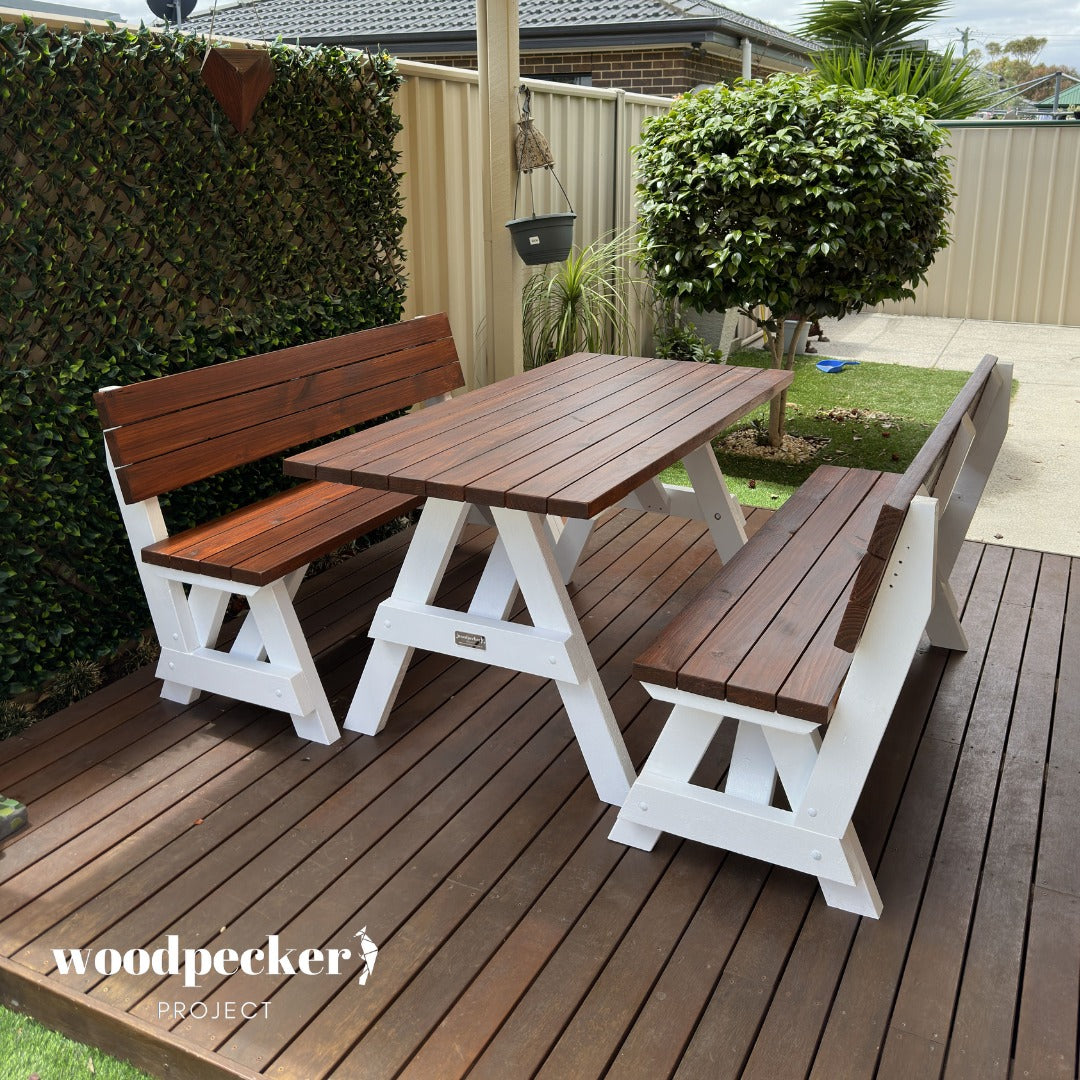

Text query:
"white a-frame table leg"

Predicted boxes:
[[490, 506, 635, 807], [469, 514, 595, 622], [345, 498, 471, 735], [682, 442, 747, 562], [345, 497, 635, 810]]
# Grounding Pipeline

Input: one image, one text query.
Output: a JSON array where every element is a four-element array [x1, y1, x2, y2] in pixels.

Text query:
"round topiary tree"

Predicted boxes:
[[636, 73, 954, 445]]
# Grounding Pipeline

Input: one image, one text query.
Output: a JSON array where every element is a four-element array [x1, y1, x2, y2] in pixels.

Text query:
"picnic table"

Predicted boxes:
[[285, 351, 792, 809]]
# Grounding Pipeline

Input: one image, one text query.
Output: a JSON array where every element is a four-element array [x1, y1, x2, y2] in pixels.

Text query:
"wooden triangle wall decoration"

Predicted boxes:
[[201, 48, 275, 134]]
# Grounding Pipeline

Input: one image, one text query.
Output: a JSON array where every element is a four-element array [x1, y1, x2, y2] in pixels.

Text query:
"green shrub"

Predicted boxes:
[[635, 74, 953, 444]]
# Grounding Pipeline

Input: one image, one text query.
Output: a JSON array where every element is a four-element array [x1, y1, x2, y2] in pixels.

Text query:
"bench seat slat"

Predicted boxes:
[[151, 484, 388, 571], [647, 470, 900, 721], [633, 464, 853, 688], [671, 468, 884, 697], [776, 590, 852, 723], [151, 481, 363, 563], [720, 471, 901, 720], [142, 482, 419, 586]]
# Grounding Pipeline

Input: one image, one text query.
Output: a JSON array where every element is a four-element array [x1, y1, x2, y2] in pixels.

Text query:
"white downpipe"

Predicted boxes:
[[741, 37, 752, 80]]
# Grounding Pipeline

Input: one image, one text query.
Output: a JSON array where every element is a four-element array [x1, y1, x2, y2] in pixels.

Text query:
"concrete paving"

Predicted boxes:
[[814, 312, 1080, 558]]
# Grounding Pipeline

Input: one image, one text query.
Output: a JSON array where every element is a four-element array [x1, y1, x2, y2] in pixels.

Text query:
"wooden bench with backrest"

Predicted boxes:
[[95, 313, 464, 745], [610, 354, 1012, 916]]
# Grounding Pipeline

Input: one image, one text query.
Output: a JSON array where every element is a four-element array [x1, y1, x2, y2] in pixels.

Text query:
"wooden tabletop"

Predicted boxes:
[[285, 352, 793, 519]]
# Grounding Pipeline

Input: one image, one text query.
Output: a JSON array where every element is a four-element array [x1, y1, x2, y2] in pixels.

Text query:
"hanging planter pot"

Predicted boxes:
[[506, 212, 577, 265], [506, 86, 576, 266], [201, 47, 275, 134]]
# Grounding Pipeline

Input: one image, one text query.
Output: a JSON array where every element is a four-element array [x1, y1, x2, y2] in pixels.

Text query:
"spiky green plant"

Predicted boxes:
[[46, 659, 103, 708], [811, 45, 995, 117], [798, 0, 950, 54], [521, 231, 642, 369]]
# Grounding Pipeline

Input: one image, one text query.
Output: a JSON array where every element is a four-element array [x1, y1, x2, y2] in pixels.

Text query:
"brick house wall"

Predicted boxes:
[[413, 46, 775, 96]]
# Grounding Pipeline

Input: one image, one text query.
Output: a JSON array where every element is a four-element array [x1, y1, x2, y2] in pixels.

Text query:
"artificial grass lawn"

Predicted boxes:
[[663, 348, 975, 509], [0, 1005, 152, 1079]]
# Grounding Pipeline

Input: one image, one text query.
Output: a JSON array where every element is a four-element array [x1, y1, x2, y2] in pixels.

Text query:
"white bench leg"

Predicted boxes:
[[160, 678, 201, 706], [158, 583, 230, 702], [247, 580, 338, 745], [227, 567, 307, 662], [152, 577, 204, 705], [107, 442, 338, 741], [609, 701, 722, 851], [765, 727, 881, 917], [187, 585, 230, 651], [727, 721, 777, 805], [817, 825, 882, 917], [925, 576, 968, 651]]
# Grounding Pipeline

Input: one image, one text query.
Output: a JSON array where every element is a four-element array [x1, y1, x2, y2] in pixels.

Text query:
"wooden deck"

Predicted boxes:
[[0, 508, 1076, 1080]]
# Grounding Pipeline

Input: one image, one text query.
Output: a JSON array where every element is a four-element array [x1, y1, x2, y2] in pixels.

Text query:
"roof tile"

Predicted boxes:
[[191, 0, 811, 55]]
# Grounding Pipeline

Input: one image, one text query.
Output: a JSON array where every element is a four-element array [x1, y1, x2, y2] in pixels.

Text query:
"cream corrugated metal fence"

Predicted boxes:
[[881, 121, 1080, 326], [395, 60, 670, 387], [398, 71, 1080, 372]]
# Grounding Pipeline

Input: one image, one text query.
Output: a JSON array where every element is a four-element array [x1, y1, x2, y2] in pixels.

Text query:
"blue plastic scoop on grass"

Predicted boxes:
[[815, 358, 860, 373]]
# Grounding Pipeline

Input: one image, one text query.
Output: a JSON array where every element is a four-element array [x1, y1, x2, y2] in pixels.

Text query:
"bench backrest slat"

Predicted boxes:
[[95, 314, 464, 504], [834, 353, 1001, 651]]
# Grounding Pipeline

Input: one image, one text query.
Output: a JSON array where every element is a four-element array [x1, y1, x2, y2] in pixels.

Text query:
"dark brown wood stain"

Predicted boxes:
[[0, 510, 1072, 1080]]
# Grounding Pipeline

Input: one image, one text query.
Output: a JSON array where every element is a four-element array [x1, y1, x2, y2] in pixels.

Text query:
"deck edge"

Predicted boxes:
[[0, 955, 262, 1080]]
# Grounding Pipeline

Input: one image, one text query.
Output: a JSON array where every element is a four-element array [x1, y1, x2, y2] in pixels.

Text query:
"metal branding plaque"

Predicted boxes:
[[454, 630, 487, 650]]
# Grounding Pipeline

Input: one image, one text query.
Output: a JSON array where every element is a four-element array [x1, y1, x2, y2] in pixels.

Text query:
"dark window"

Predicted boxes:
[[542, 72, 593, 86]]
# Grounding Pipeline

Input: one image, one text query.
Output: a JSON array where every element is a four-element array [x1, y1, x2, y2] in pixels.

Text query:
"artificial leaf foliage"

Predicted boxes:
[[0, 21, 407, 699]]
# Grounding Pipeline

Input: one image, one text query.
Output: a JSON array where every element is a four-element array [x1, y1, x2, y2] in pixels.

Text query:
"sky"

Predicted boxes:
[[85, 0, 1080, 75], [737, 0, 1080, 72]]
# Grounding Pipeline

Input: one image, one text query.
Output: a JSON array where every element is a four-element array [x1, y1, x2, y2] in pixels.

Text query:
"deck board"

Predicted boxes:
[[0, 508, 1074, 1080]]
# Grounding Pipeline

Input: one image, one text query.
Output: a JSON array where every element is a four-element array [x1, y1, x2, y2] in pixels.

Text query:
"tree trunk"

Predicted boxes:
[[768, 388, 788, 447], [763, 315, 808, 448]]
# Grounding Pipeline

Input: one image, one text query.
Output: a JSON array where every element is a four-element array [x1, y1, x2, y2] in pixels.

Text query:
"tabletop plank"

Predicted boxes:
[[357, 356, 668, 496], [285, 356, 793, 519], [535, 367, 793, 517], [286, 351, 616, 481], [425, 363, 731, 507]]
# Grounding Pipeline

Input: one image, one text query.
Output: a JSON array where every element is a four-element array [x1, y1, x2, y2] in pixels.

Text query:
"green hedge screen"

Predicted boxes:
[[0, 22, 407, 698]]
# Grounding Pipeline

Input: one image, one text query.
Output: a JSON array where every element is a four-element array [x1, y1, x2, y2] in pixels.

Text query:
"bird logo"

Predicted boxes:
[[355, 927, 379, 986]]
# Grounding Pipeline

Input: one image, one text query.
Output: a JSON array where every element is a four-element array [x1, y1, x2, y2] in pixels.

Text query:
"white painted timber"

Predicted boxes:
[[345, 498, 472, 735], [682, 443, 748, 561], [612, 497, 939, 917], [372, 599, 577, 682], [102, 438, 338, 744]]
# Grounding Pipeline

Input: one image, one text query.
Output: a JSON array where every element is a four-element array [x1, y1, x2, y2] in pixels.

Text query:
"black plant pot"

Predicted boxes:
[[506, 212, 576, 265]]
